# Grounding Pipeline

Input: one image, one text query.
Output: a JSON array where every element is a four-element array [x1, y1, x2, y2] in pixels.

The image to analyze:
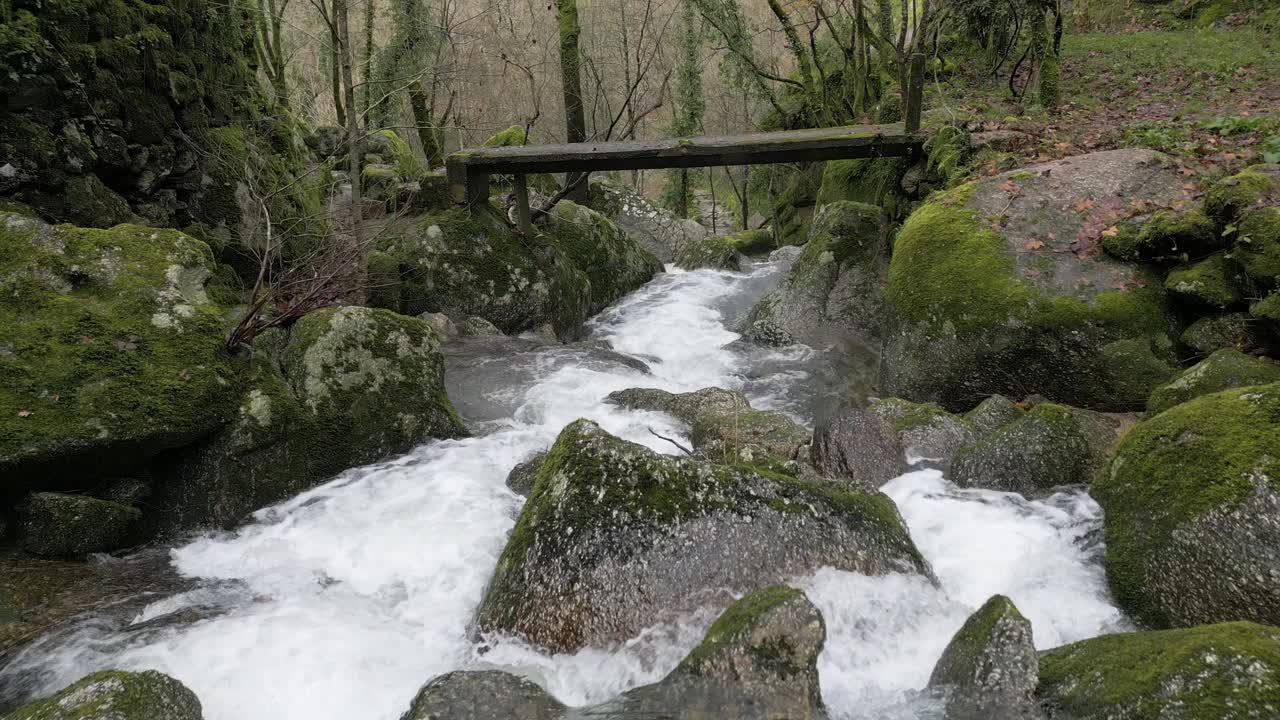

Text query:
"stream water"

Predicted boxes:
[[0, 259, 1130, 719]]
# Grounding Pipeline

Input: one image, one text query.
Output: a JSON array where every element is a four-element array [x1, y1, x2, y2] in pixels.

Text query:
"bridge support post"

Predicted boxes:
[[513, 174, 533, 236], [905, 52, 926, 133]]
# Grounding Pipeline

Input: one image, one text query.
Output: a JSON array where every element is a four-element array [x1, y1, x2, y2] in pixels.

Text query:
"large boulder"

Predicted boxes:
[[405, 586, 827, 720], [473, 420, 929, 653], [15, 493, 141, 558], [1207, 165, 1280, 288], [606, 387, 810, 465], [882, 149, 1184, 412], [377, 202, 659, 341], [590, 180, 709, 263], [951, 403, 1133, 495], [150, 306, 465, 530], [744, 201, 887, 349], [1093, 383, 1280, 628], [1147, 348, 1280, 414], [3, 669, 202, 720], [1037, 622, 1280, 719], [928, 595, 1040, 720], [0, 214, 238, 491]]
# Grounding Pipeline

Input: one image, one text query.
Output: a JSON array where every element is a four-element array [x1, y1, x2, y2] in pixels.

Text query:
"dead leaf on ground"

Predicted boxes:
[[17, 410, 32, 418], [1024, 240, 1045, 250]]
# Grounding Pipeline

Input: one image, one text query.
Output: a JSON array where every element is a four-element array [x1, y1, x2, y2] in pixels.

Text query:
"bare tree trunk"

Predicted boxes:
[[359, 0, 375, 121], [327, 0, 346, 126], [336, 0, 364, 283], [557, 0, 590, 203]]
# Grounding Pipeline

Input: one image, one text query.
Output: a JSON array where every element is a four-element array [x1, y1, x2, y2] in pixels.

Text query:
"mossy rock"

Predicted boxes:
[[1037, 622, 1280, 719], [882, 150, 1182, 412], [473, 419, 928, 653], [1094, 382, 1280, 628], [1203, 165, 1278, 226], [1180, 312, 1261, 355], [606, 387, 809, 466], [744, 201, 887, 351], [869, 397, 979, 475], [817, 158, 913, 220], [504, 452, 546, 497], [1253, 292, 1280, 326], [149, 307, 465, 530], [928, 595, 1039, 720], [16, 492, 141, 558], [400, 670, 563, 720], [1101, 207, 1220, 264], [1163, 252, 1247, 309], [3, 669, 203, 720], [727, 228, 775, 257], [1147, 348, 1280, 414], [769, 163, 823, 247], [811, 406, 906, 488], [675, 233, 744, 271], [0, 213, 239, 491], [951, 403, 1120, 495], [964, 394, 1025, 435], [1233, 205, 1280, 286], [588, 180, 709, 263], [545, 201, 662, 314]]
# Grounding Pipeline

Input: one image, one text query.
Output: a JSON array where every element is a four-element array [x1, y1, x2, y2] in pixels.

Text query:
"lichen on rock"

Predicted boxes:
[[928, 594, 1040, 720], [1147, 348, 1280, 414], [3, 669, 203, 720]]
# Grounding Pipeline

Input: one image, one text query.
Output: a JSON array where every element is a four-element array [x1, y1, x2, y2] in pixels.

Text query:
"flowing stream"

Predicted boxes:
[[0, 259, 1129, 719]]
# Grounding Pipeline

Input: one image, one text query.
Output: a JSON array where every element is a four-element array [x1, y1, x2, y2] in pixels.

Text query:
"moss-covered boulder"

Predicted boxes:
[[1101, 207, 1221, 264], [817, 158, 913, 220], [1204, 164, 1277, 226], [474, 419, 929, 653], [1254, 292, 1280, 326], [928, 595, 1039, 720], [1234, 205, 1280, 286], [744, 201, 888, 352], [606, 387, 810, 465], [811, 407, 906, 488], [16, 493, 141, 558], [377, 201, 658, 341], [869, 398, 980, 475], [882, 150, 1183, 412], [1037, 622, 1280, 719], [965, 394, 1026, 434], [150, 307, 465, 530], [3, 669, 203, 720], [1181, 312, 1262, 355], [1093, 383, 1280, 628], [951, 403, 1131, 495], [1147, 349, 1280, 414], [504, 452, 546, 497], [675, 233, 745, 271], [769, 163, 824, 247], [409, 587, 827, 720], [0, 214, 239, 491], [589, 180, 709, 263], [1163, 252, 1247, 309]]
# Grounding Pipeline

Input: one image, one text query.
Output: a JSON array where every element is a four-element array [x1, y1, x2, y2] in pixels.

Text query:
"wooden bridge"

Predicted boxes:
[[446, 56, 928, 234]]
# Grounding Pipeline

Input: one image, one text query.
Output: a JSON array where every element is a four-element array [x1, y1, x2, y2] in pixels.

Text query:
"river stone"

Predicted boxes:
[[869, 398, 978, 474], [3, 669, 202, 720], [16, 493, 141, 558], [399, 670, 564, 720], [811, 407, 905, 488], [593, 586, 827, 719], [474, 419, 929, 653], [743, 201, 887, 349], [416, 312, 458, 340], [1100, 207, 1221, 264], [0, 213, 238, 491], [505, 453, 546, 497], [1037, 622, 1280, 719], [1204, 164, 1278, 226], [928, 595, 1040, 720], [951, 403, 1118, 495], [589, 179, 709, 263], [149, 307, 466, 530], [964, 395, 1025, 435], [675, 233, 745, 271], [1147, 349, 1280, 414], [458, 316, 503, 337], [882, 149, 1184, 412], [1093, 382, 1280, 628], [1163, 252, 1247, 310], [606, 387, 809, 464]]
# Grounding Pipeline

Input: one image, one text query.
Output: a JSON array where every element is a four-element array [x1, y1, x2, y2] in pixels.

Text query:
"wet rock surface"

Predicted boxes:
[[928, 595, 1040, 720], [2, 669, 204, 720], [473, 420, 929, 653]]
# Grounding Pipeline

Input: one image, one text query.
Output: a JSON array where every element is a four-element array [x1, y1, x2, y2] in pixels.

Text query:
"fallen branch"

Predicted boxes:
[[648, 427, 694, 456]]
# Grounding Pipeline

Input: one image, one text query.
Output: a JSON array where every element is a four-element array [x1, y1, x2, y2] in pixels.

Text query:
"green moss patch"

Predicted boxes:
[[1147, 349, 1280, 414]]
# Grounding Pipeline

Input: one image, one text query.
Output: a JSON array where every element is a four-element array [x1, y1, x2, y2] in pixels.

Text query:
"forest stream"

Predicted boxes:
[[0, 258, 1130, 720]]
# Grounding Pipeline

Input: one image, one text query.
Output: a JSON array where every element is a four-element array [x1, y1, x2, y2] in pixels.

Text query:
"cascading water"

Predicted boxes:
[[0, 259, 1129, 720]]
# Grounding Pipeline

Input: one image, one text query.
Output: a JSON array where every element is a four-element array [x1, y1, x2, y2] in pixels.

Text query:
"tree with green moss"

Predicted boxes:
[[557, 0, 590, 202], [369, 0, 450, 167], [660, 0, 706, 218], [253, 0, 291, 109]]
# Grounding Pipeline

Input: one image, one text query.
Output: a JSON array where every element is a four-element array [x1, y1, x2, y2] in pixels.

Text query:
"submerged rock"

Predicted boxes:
[[1037, 622, 1280, 719], [3, 669, 202, 720], [474, 420, 928, 653], [882, 149, 1183, 412], [606, 387, 809, 464], [16, 493, 141, 558], [744, 201, 887, 349], [1147, 348, 1280, 414], [1093, 382, 1280, 628], [0, 213, 238, 491], [504, 453, 546, 497], [151, 307, 466, 530], [409, 586, 827, 719], [928, 595, 1040, 720]]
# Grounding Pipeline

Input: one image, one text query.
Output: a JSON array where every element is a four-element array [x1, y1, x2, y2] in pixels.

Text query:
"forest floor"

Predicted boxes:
[[932, 16, 1280, 186]]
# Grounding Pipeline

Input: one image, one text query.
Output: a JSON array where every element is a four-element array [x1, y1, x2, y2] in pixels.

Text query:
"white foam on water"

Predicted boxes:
[[0, 261, 1127, 720]]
